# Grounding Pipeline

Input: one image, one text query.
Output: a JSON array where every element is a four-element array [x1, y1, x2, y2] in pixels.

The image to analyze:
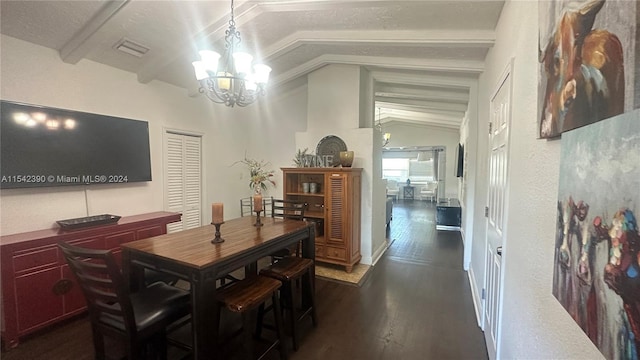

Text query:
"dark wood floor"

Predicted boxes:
[[1, 200, 487, 360]]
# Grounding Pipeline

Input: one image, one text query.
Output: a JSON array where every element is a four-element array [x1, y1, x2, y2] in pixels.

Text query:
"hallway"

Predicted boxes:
[[288, 199, 488, 359], [1, 201, 488, 360]]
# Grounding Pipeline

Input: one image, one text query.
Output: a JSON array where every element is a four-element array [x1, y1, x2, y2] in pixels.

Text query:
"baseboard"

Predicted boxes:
[[468, 267, 483, 328], [371, 238, 394, 266]]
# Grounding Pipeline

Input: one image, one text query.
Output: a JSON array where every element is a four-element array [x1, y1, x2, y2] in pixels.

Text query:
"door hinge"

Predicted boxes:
[[481, 288, 486, 300], [489, 122, 492, 134], [484, 206, 489, 217]]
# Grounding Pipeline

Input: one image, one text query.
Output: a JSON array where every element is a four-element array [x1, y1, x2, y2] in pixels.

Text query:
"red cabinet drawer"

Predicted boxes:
[[62, 265, 86, 314], [13, 247, 58, 273], [15, 268, 64, 332]]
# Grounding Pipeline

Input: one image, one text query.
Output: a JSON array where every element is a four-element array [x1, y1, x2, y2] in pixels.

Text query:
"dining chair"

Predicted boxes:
[[260, 199, 317, 350], [386, 179, 399, 201], [270, 199, 307, 260], [240, 196, 274, 217], [59, 241, 191, 360], [420, 181, 438, 202]]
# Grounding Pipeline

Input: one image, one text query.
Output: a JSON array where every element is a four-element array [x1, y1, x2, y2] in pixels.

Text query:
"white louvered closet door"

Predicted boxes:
[[165, 132, 202, 233]]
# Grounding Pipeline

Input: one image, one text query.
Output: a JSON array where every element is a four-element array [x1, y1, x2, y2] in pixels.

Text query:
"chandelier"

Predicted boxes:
[[192, 0, 271, 107], [376, 107, 391, 147]]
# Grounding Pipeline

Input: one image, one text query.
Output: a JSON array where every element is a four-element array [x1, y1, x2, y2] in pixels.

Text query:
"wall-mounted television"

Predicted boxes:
[[1, 100, 152, 189]]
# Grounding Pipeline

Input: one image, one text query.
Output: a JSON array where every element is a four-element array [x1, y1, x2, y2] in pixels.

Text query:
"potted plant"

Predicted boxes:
[[234, 156, 276, 194], [293, 148, 309, 167]]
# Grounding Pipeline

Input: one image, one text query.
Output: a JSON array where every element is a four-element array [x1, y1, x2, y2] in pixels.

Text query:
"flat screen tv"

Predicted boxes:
[[1, 100, 152, 189]]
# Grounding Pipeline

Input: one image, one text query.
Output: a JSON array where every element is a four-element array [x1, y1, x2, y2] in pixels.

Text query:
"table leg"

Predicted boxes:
[[191, 271, 218, 359], [301, 225, 316, 309]]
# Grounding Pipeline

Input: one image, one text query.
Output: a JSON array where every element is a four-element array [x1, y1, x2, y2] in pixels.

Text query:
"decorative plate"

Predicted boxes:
[[316, 135, 347, 167]]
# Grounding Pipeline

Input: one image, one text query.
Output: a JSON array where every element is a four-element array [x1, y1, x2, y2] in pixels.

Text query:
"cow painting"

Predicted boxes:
[[539, 0, 625, 138]]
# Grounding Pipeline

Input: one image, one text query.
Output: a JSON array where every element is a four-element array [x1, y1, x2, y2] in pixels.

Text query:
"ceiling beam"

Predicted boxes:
[[263, 29, 495, 61], [60, 0, 130, 64], [386, 117, 461, 130], [271, 54, 484, 86], [372, 70, 478, 89], [375, 86, 469, 104], [376, 100, 466, 118]]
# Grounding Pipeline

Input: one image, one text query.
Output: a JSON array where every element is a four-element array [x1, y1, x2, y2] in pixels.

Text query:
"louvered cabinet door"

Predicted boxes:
[[326, 173, 347, 248]]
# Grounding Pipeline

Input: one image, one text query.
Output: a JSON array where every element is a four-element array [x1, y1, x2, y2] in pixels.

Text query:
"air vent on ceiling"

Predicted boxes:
[[114, 38, 149, 58]]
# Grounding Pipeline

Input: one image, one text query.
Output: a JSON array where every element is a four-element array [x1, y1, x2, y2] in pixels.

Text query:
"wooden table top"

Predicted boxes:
[[121, 216, 311, 269]]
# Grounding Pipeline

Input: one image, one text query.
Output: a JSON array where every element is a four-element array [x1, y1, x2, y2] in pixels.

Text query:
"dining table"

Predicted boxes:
[[121, 215, 316, 360]]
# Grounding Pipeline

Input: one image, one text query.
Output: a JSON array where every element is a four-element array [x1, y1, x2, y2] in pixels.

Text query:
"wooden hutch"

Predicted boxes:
[[281, 167, 362, 272]]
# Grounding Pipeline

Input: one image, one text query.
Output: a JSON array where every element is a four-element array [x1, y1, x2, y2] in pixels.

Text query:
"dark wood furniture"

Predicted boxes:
[[281, 168, 361, 273], [436, 198, 462, 231], [240, 196, 273, 217], [270, 199, 307, 260], [121, 216, 315, 360], [259, 257, 317, 351], [271, 199, 307, 221], [217, 276, 287, 360], [403, 185, 415, 200], [59, 242, 191, 359], [0, 211, 181, 350]]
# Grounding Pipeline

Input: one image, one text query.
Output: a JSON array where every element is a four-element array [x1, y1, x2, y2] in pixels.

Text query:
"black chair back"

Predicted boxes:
[[271, 199, 307, 220], [58, 242, 137, 336]]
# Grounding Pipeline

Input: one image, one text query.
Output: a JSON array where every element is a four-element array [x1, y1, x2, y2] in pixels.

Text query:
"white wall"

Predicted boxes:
[[383, 121, 460, 200], [296, 64, 383, 265], [471, 1, 604, 358], [0, 35, 307, 235]]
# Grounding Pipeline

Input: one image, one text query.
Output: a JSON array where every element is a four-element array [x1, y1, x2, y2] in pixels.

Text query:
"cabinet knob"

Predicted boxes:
[[52, 278, 74, 295]]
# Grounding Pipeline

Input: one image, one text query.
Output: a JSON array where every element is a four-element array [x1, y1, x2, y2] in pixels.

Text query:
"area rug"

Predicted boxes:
[[315, 262, 371, 287]]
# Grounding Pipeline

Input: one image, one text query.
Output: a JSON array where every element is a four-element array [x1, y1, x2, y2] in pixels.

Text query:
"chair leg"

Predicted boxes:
[[241, 312, 254, 360], [284, 281, 299, 351], [255, 303, 265, 340], [304, 271, 318, 327], [272, 293, 288, 360], [156, 331, 168, 360], [91, 326, 106, 359]]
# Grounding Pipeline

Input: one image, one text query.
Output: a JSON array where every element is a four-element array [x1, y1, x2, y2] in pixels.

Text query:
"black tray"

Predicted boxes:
[[57, 214, 121, 230]]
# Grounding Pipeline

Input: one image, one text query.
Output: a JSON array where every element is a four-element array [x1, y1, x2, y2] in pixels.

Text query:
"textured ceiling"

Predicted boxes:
[[1, 0, 505, 129]]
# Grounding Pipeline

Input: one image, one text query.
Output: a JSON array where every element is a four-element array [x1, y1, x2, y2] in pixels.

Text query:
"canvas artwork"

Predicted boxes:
[[538, 0, 639, 139], [552, 109, 640, 359]]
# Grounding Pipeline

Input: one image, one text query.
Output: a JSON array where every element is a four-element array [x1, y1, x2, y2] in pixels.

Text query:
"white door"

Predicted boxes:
[[483, 60, 512, 359], [165, 131, 202, 233]]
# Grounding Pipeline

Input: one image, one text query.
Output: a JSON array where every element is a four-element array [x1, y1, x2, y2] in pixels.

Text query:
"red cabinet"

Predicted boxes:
[[0, 212, 181, 349]]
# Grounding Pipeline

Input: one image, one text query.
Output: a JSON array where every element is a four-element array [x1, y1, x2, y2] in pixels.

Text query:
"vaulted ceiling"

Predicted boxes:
[[1, 0, 505, 129]]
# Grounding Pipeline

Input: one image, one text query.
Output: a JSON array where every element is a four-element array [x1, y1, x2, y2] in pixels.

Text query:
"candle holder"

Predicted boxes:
[[254, 210, 263, 227], [211, 222, 225, 244]]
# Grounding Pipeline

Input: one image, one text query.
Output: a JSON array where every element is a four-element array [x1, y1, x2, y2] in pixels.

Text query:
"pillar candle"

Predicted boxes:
[[253, 195, 263, 212], [212, 203, 224, 224]]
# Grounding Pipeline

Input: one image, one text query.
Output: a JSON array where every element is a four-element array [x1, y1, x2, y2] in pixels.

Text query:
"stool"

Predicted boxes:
[[216, 276, 287, 360], [259, 257, 317, 351]]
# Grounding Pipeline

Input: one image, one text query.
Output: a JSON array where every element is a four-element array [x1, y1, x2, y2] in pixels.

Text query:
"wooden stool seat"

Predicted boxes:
[[260, 257, 313, 281], [216, 275, 287, 360], [218, 276, 282, 312], [259, 257, 317, 351]]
